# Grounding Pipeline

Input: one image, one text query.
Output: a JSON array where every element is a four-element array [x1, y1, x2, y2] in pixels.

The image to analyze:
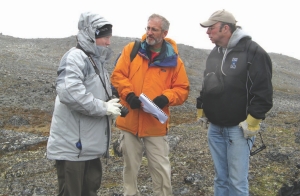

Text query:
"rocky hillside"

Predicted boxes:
[[0, 34, 300, 196]]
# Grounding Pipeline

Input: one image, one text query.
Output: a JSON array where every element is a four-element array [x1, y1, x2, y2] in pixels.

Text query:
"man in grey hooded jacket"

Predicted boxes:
[[47, 12, 121, 196]]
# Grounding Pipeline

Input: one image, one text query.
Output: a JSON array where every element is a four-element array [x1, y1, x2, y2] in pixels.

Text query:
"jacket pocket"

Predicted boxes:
[[203, 72, 224, 95]]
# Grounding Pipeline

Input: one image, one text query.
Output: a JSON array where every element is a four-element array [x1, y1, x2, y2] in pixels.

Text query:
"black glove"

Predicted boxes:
[[126, 92, 141, 109], [153, 95, 169, 109]]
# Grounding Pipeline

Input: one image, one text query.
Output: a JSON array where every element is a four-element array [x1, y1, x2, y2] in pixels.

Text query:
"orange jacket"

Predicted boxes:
[[110, 35, 189, 137]]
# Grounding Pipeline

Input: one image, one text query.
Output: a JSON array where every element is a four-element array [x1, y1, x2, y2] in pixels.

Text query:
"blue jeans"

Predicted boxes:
[[208, 123, 254, 196]]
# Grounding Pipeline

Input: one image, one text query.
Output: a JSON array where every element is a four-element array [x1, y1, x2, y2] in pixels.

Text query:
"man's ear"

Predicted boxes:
[[163, 30, 168, 38], [223, 25, 230, 33]]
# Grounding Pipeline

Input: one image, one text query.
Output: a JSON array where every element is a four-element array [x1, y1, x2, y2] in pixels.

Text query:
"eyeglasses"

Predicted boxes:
[[247, 132, 267, 156], [145, 27, 161, 33]]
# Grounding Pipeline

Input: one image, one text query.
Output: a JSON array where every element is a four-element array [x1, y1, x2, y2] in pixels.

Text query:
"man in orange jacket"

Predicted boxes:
[[111, 13, 189, 196]]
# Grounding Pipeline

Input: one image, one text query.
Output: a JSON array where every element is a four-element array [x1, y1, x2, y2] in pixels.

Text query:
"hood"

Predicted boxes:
[[227, 28, 251, 49], [77, 12, 112, 55]]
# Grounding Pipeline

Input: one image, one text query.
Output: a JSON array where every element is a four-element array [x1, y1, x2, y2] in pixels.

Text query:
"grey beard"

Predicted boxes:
[[146, 37, 163, 46]]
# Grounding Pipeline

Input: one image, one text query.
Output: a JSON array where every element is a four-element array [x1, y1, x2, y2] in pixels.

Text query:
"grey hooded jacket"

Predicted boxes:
[[47, 12, 114, 161]]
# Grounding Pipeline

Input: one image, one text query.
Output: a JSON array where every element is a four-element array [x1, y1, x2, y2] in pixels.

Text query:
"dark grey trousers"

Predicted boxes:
[[56, 158, 102, 196]]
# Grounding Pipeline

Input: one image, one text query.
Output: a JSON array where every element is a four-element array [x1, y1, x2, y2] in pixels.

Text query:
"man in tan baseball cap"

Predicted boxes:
[[200, 9, 237, 27], [197, 8, 273, 196]]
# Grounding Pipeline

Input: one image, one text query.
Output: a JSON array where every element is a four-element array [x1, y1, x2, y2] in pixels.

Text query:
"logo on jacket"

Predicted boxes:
[[230, 58, 238, 69]]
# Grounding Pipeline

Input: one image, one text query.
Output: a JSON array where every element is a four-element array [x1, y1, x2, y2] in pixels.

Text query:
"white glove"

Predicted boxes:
[[198, 117, 208, 129], [239, 115, 261, 138], [106, 98, 122, 119], [239, 120, 258, 138], [197, 109, 208, 129]]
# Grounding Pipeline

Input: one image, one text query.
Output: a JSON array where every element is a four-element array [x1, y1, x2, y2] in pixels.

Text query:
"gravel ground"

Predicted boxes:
[[0, 34, 300, 196]]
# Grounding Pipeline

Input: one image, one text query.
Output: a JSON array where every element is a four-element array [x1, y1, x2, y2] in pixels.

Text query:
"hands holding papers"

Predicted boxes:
[[139, 93, 168, 124]]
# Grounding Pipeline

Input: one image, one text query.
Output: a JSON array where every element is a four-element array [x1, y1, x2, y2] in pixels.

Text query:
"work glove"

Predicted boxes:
[[126, 92, 141, 109], [197, 109, 208, 129], [153, 95, 169, 109], [106, 98, 122, 119], [239, 114, 262, 138]]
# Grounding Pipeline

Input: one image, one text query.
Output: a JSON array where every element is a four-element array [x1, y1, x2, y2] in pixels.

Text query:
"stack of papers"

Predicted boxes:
[[139, 93, 168, 124]]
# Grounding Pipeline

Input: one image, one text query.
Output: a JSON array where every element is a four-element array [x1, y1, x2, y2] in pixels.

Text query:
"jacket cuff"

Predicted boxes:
[[126, 92, 135, 102]]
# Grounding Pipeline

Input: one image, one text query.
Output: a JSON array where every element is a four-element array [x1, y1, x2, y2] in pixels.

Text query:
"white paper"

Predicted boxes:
[[139, 93, 168, 124]]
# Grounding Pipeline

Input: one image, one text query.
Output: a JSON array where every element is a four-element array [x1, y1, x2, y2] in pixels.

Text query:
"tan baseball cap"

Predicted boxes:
[[200, 9, 237, 27]]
